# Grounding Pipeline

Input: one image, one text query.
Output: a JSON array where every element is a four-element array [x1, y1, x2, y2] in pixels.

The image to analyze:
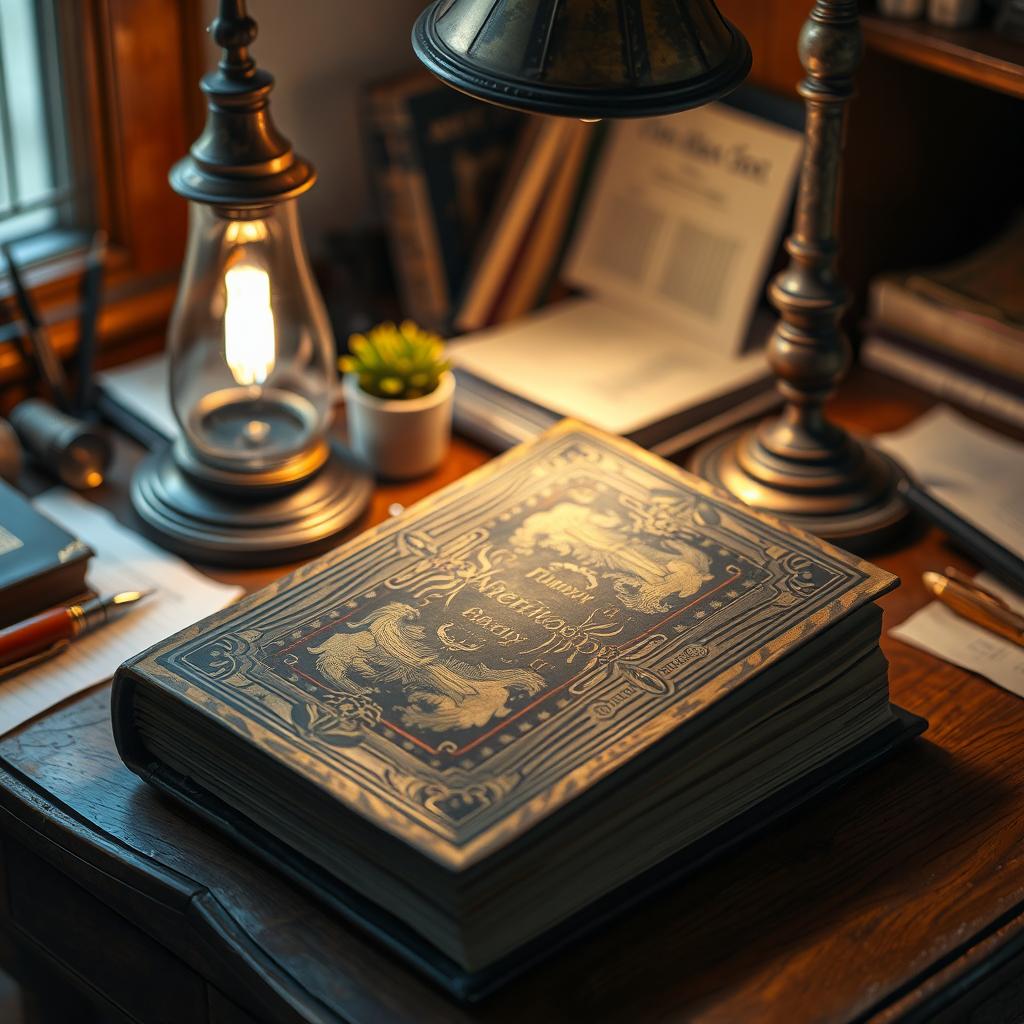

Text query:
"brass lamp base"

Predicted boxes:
[[690, 420, 910, 553], [131, 441, 372, 567], [689, 1, 912, 555]]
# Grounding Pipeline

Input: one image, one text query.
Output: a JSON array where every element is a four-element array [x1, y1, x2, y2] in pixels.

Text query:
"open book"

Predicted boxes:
[[449, 97, 803, 454]]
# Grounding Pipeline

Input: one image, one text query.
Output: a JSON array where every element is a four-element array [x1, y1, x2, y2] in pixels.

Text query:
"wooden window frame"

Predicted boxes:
[[0, 0, 204, 390]]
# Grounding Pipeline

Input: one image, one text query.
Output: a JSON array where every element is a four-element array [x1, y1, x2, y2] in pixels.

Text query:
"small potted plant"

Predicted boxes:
[[341, 320, 454, 479]]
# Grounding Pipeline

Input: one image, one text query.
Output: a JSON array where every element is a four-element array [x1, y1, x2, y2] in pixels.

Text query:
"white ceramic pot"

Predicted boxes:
[[343, 370, 455, 480]]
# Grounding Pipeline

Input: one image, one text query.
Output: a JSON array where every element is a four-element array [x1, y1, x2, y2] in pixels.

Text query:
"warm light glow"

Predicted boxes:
[[225, 219, 269, 244], [224, 262, 276, 387]]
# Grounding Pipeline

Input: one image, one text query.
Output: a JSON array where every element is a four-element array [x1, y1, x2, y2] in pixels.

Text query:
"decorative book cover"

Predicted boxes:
[[0, 479, 92, 629], [115, 421, 902, 872]]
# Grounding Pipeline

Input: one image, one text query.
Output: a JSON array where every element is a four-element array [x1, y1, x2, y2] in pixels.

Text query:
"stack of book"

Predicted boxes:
[[365, 72, 524, 332], [113, 420, 924, 1001], [453, 115, 598, 333], [862, 216, 1024, 429]]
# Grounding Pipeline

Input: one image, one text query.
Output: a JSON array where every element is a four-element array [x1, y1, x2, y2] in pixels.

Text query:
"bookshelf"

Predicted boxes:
[[862, 14, 1024, 98], [838, 13, 1023, 333], [721, 2, 1023, 336]]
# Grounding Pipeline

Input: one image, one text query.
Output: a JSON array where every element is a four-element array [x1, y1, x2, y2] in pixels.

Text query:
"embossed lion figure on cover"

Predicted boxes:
[[510, 501, 712, 614], [308, 602, 545, 734]]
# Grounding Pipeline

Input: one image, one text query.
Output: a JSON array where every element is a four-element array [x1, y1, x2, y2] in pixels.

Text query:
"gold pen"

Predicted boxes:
[[922, 570, 1024, 648]]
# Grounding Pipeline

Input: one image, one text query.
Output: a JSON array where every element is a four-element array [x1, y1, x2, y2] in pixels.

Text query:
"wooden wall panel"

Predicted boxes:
[[719, 0, 803, 96]]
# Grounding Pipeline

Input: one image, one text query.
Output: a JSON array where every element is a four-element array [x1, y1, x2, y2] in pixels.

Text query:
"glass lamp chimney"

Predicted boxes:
[[167, 201, 334, 477]]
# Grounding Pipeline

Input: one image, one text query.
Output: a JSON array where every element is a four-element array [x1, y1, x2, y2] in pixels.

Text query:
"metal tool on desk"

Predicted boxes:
[[2, 242, 71, 410], [899, 477, 1024, 595], [922, 568, 1024, 648], [0, 590, 152, 678], [9, 398, 112, 490], [3, 239, 113, 488]]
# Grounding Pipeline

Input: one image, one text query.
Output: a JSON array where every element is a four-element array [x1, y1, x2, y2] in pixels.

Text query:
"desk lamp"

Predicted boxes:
[[413, 0, 908, 551], [132, 0, 371, 566]]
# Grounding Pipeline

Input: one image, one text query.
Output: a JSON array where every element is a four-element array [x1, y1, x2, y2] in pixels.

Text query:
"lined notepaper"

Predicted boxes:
[[0, 491, 242, 735]]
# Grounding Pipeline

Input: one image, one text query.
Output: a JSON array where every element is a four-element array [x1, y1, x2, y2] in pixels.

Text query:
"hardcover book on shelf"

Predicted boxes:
[[868, 277, 1024, 385], [453, 117, 575, 333], [113, 421, 924, 1000], [366, 71, 523, 331], [863, 217, 1024, 426], [0, 480, 92, 629], [860, 332, 1024, 431], [867, 215, 1024, 385], [453, 117, 600, 333], [448, 93, 804, 455]]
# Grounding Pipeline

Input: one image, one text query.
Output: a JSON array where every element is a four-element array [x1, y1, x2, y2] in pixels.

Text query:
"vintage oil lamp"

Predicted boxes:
[[132, 0, 371, 565]]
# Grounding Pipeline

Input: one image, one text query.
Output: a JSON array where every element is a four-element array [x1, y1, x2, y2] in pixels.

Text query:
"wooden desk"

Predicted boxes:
[[1, 370, 1022, 1024]]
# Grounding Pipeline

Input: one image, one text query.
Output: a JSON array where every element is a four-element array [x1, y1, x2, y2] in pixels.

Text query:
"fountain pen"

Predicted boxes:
[[0, 591, 151, 677], [922, 570, 1024, 648]]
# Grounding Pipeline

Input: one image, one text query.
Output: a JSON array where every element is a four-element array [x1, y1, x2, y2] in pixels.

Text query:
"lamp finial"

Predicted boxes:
[[171, 0, 315, 207], [211, 0, 258, 80]]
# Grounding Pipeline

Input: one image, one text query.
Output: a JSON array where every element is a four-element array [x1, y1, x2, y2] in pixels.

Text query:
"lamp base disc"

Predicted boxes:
[[689, 428, 911, 555], [131, 442, 373, 567]]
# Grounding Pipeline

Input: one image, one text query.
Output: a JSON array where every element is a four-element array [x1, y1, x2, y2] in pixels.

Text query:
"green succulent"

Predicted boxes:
[[341, 320, 449, 400]]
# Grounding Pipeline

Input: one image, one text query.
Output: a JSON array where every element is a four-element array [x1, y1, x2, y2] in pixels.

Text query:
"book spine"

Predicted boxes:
[[861, 335, 1024, 430], [869, 278, 1024, 383], [493, 124, 592, 324], [366, 92, 450, 331], [454, 119, 570, 333]]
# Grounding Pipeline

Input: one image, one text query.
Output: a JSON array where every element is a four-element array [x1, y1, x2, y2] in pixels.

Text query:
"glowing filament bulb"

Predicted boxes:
[[224, 262, 276, 387]]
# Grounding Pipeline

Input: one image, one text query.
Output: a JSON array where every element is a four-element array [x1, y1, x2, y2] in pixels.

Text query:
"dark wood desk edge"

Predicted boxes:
[[873, 910, 1024, 1023], [0, 723, 339, 1024]]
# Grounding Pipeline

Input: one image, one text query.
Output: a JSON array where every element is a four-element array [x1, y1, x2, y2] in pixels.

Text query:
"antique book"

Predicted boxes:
[[0, 479, 92, 629], [453, 116, 578, 333], [861, 332, 1024, 431], [868, 216, 1024, 385], [449, 300, 780, 456], [366, 71, 522, 331], [113, 422, 923, 999], [868, 277, 1024, 385]]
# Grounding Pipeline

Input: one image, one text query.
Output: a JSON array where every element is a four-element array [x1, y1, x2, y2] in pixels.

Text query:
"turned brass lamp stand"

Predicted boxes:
[[690, 1, 909, 551], [413, 0, 909, 553]]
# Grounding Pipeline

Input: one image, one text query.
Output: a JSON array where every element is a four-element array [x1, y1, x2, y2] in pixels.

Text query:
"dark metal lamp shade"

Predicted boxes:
[[412, 0, 752, 118]]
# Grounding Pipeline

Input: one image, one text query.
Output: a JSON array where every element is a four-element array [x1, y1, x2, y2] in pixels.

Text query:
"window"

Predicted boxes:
[[0, 0, 76, 245], [0, 0, 203, 389]]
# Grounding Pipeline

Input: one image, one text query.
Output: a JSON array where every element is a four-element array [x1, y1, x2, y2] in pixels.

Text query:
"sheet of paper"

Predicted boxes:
[[96, 353, 342, 445], [875, 406, 1024, 561], [96, 352, 177, 442], [0, 491, 243, 735], [564, 102, 802, 355], [890, 574, 1024, 696], [449, 296, 771, 436]]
